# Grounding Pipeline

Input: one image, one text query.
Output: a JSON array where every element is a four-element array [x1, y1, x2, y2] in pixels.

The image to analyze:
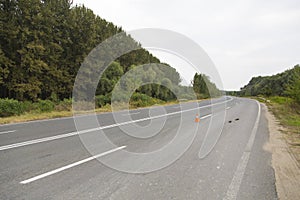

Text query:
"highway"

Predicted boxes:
[[0, 97, 277, 199]]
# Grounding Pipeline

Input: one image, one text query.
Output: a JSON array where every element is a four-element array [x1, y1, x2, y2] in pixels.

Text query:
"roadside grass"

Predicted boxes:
[[0, 98, 196, 125], [266, 96, 300, 131], [256, 96, 300, 164], [0, 111, 73, 124], [255, 96, 300, 132]]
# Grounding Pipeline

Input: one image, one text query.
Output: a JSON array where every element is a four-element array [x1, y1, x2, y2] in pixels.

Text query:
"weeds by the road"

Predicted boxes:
[[257, 96, 300, 164], [0, 98, 183, 125], [265, 96, 300, 132]]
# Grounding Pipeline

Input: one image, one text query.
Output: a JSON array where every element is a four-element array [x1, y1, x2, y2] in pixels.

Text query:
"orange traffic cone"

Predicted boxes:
[[195, 114, 200, 122]]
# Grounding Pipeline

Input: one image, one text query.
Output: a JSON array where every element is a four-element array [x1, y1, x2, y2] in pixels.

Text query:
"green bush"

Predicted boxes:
[[131, 93, 150, 102], [95, 95, 111, 108], [0, 98, 25, 117], [55, 98, 72, 111], [130, 93, 163, 107], [196, 93, 209, 99], [21, 101, 34, 112], [35, 100, 55, 112]]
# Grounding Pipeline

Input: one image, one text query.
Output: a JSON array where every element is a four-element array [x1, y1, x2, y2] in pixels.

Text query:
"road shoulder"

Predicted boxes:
[[263, 103, 300, 200]]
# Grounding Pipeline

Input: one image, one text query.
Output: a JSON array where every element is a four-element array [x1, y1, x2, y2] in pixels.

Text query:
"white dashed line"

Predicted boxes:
[[200, 114, 212, 119], [0, 130, 16, 135], [20, 146, 126, 184]]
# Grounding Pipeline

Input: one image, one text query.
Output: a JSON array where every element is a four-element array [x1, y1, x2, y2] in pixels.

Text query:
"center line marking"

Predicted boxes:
[[20, 146, 126, 184], [200, 114, 212, 119], [0, 130, 16, 135], [0, 97, 233, 151]]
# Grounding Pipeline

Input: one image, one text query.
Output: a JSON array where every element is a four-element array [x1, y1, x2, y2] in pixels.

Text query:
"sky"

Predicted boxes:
[[73, 0, 300, 90]]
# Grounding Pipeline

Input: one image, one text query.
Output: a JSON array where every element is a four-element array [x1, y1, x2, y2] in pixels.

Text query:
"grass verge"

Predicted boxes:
[[0, 99, 188, 125], [255, 96, 300, 164]]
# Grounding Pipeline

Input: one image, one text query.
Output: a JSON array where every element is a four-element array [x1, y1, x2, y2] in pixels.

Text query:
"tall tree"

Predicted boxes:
[[0, 0, 183, 102]]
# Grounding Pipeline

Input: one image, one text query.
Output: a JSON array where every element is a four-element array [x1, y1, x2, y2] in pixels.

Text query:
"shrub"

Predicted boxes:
[[130, 93, 163, 107], [130, 93, 150, 102], [55, 98, 72, 111], [95, 95, 110, 108], [196, 93, 209, 99], [21, 101, 35, 112], [36, 100, 55, 112], [0, 98, 25, 117]]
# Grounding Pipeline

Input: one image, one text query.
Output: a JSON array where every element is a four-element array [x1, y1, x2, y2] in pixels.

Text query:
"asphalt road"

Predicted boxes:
[[0, 97, 277, 200]]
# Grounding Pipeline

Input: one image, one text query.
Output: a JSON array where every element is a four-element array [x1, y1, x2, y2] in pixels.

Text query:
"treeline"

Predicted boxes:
[[192, 73, 222, 98], [0, 0, 180, 102], [240, 65, 300, 103], [94, 62, 196, 106], [0, 0, 223, 120]]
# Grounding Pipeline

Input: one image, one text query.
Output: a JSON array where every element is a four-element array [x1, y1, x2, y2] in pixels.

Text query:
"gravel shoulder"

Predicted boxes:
[[263, 103, 300, 200]]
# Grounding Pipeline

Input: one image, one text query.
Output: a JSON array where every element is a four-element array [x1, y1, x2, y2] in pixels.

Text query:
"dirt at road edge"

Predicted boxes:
[[263, 103, 300, 200]]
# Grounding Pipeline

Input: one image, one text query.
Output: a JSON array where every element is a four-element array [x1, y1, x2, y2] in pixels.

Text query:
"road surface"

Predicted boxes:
[[0, 97, 277, 199]]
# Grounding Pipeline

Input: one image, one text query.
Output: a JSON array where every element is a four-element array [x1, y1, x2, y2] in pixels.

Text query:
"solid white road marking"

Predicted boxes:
[[223, 100, 261, 200], [224, 152, 251, 200], [0, 97, 233, 151], [0, 130, 16, 135], [226, 107, 231, 110], [20, 146, 126, 184]]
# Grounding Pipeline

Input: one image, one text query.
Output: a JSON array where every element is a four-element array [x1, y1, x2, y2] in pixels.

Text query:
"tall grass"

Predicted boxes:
[[266, 96, 300, 129]]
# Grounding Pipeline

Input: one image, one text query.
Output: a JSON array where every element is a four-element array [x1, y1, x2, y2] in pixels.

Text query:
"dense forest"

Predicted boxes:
[[0, 0, 185, 102], [239, 65, 300, 103], [0, 0, 221, 117]]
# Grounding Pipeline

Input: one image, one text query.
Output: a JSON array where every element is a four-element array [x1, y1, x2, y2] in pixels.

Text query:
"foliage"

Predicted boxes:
[[95, 95, 110, 108], [0, 98, 71, 117], [240, 65, 300, 103], [0, 0, 180, 102], [268, 96, 292, 105], [192, 73, 221, 99], [130, 93, 163, 107], [0, 0, 222, 119], [266, 96, 300, 128], [0, 98, 25, 117], [35, 100, 55, 112], [55, 98, 72, 111], [285, 68, 300, 104]]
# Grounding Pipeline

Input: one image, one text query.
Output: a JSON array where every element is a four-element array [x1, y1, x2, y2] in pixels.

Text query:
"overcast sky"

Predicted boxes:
[[73, 0, 300, 90]]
